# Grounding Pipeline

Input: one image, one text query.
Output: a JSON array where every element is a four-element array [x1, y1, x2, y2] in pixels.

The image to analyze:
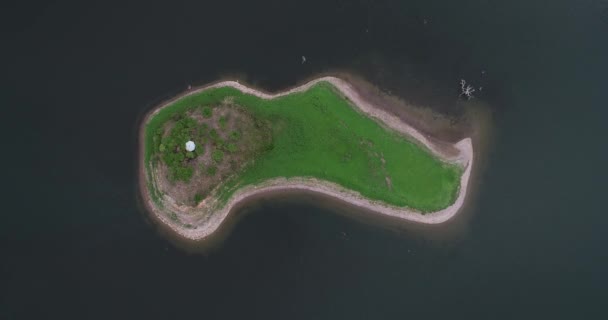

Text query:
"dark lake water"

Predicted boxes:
[[3, 0, 608, 318]]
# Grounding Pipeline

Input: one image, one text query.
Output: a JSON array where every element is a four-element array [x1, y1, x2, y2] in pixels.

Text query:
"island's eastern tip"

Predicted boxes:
[[139, 76, 476, 241]]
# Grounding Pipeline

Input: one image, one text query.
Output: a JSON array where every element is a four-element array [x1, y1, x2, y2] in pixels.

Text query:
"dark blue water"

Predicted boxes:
[[3, 0, 607, 319]]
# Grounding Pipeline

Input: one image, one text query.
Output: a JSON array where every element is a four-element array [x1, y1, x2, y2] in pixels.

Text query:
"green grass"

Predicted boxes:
[[144, 82, 462, 212]]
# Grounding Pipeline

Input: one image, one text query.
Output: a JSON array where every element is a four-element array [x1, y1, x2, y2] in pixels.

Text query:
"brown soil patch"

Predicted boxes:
[[155, 101, 270, 206]]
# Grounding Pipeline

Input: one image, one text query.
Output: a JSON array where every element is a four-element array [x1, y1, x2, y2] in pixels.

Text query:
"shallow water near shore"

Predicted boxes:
[[3, 0, 608, 319]]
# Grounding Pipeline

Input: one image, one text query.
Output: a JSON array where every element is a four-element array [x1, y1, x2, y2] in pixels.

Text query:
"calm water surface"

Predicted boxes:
[[2, 0, 607, 319]]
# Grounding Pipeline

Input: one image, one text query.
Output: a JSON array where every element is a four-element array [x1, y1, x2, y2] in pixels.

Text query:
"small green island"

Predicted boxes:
[[139, 77, 474, 240]]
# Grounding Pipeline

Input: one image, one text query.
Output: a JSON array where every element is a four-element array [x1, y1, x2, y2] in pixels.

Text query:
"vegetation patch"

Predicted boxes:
[[144, 82, 462, 212]]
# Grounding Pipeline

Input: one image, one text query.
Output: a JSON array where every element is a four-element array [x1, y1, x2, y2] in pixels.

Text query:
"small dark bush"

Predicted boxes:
[[202, 107, 212, 118], [219, 116, 228, 129], [206, 165, 218, 176], [212, 150, 224, 163], [229, 130, 241, 141], [227, 143, 237, 153]]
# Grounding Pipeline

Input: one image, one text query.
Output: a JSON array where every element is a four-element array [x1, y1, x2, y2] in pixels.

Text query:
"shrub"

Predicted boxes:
[[209, 128, 219, 141], [194, 193, 204, 203], [206, 165, 217, 176], [229, 130, 241, 141], [212, 150, 224, 163], [227, 143, 237, 153], [196, 144, 204, 155], [177, 166, 194, 181], [216, 139, 225, 150], [202, 106, 212, 118], [219, 116, 228, 129]]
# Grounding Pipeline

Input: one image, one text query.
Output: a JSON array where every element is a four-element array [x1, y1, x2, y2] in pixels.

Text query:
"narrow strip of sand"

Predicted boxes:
[[141, 77, 474, 240]]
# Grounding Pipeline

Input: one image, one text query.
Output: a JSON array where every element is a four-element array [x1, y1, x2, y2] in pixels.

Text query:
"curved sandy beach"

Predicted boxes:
[[140, 76, 474, 240]]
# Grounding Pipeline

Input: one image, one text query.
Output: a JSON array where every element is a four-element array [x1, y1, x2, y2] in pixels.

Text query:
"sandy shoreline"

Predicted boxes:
[[139, 76, 474, 241]]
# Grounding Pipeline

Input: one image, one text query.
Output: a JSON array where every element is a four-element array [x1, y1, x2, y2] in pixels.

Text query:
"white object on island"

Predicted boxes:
[[185, 141, 195, 152]]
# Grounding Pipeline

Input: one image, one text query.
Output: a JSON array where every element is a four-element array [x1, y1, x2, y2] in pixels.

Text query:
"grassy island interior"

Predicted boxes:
[[144, 82, 462, 212]]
